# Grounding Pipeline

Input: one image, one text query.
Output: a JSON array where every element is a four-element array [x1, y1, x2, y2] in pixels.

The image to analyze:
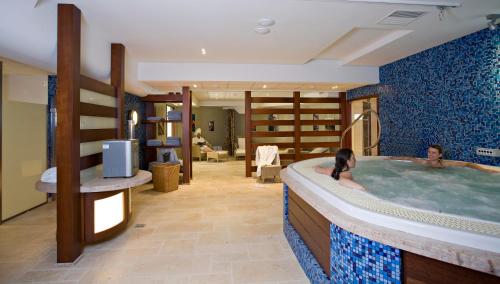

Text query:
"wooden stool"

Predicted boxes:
[[260, 165, 281, 182], [207, 150, 228, 162], [152, 163, 180, 192]]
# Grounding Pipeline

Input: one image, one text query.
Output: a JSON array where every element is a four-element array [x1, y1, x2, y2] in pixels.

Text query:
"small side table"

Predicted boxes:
[[207, 150, 229, 162], [152, 163, 180, 192]]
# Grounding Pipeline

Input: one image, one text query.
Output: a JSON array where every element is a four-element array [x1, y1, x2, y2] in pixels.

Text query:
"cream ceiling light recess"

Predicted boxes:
[[254, 27, 271, 34], [201, 48, 207, 55], [257, 18, 276, 27]]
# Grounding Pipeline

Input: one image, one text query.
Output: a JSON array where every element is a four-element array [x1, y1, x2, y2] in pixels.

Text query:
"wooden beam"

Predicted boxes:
[[56, 3, 83, 263], [80, 102, 117, 118], [300, 97, 340, 103], [0, 61, 3, 222], [181, 86, 191, 184], [141, 94, 183, 102], [301, 142, 340, 148], [339, 92, 351, 148], [80, 75, 115, 97], [251, 97, 294, 103], [300, 131, 342, 137], [293, 91, 301, 161], [252, 131, 295, 137], [299, 108, 340, 114], [80, 129, 117, 143], [245, 91, 252, 177], [251, 108, 294, 115], [301, 119, 341, 126], [111, 43, 125, 139], [251, 120, 294, 126]]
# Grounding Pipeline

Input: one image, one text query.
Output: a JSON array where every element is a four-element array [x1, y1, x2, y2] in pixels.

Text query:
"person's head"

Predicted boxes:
[[332, 148, 356, 180], [428, 144, 443, 161]]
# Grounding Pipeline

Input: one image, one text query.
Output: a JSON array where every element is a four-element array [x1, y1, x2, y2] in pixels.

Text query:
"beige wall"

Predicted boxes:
[[1, 57, 48, 221]]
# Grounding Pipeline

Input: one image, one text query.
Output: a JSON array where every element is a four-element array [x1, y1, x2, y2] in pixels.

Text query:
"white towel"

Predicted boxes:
[[255, 145, 280, 177], [41, 167, 57, 183]]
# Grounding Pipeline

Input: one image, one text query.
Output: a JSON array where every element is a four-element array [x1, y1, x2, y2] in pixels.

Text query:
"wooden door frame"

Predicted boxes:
[[348, 94, 380, 156]]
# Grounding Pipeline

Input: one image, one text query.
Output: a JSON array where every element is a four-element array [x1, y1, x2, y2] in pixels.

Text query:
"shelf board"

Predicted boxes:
[[142, 119, 182, 124], [143, 145, 182, 149]]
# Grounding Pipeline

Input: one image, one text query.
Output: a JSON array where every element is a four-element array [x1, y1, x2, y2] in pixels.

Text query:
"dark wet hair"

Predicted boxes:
[[429, 144, 443, 160], [331, 148, 354, 180]]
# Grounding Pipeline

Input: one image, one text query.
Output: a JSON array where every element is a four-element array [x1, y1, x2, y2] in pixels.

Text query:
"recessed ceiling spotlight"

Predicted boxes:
[[257, 18, 275, 27], [254, 27, 271, 35], [262, 84, 267, 89], [193, 84, 198, 88], [331, 85, 338, 89], [201, 48, 207, 55]]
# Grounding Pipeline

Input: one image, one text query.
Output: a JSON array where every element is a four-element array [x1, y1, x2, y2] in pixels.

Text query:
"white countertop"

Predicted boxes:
[[36, 170, 152, 193]]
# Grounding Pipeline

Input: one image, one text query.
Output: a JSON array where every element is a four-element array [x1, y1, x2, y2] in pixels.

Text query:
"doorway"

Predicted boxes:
[[350, 96, 379, 157]]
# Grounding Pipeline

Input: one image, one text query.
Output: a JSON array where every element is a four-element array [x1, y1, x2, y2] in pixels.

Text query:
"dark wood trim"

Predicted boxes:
[[245, 91, 252, 177], [300, 131, 342, 137], [300, 97, 340, 103], [0, 61, 2, 223], [293, 91, 301, 161], [252, 131, 295, 137], [346, 94, 378, 102], [80, 102, 117, 118], [339, 92, 351, 148], [299, 108, 340, 114], [301, 142, 340, 148], [80, 153, 102, 170], [83, 189, 129, 244], [250, 97, 294, 103], [80, 75, 115, 97], [288, 189, 331, 276], [181, 86, 191, 184], [251, 120, 294, 126], [141, 94, 183, 102], [80, 129, 117, 143], [111, 43, 125, 139], [301, 120, 341, 126], [251, 108, 294, 115], [56, 3, 83, 263], [403, 251, 499, 284]]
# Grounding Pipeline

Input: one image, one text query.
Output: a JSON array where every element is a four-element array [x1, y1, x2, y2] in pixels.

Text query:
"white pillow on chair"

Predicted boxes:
[[238, 138, 245, 149], [309, 147, 328, 154]]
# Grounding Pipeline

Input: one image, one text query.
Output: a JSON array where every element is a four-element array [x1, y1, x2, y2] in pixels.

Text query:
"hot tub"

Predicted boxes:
[[281, 156, 499, 283]]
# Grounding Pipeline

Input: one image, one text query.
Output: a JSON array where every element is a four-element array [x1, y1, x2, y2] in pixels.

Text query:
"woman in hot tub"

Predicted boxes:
[[314, 148, 365, 190]]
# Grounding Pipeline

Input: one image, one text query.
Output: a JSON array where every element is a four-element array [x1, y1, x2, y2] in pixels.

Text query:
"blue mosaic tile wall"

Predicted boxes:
[[124, 93, 147, 169], [348, 28, 500, 166], [330, 224, 401, 284]]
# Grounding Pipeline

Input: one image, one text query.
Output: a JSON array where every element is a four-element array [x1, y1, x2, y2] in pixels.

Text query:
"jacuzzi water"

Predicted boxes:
[[341, 160, 500, 223]]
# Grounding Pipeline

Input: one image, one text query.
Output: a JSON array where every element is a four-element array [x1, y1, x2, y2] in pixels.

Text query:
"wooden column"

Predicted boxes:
[[339, 92, 351, 149], [111, 43, 125, 139], [56, 4, 83, 263], [0, 61, 3, 223], [244, 91, 252, 177], [181, 86, 191, 184], [293, 91, 301, 161]]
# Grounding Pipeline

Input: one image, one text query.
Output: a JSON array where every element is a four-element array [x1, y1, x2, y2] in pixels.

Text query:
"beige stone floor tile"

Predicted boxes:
[[0, 161, 307, 284]]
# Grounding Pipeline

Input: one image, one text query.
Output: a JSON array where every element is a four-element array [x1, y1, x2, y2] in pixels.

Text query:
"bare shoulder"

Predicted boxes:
[[339, 171, 353, 180]]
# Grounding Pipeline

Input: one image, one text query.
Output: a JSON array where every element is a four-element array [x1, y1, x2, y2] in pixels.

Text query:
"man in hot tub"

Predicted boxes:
[[390, 145, 497, 173]]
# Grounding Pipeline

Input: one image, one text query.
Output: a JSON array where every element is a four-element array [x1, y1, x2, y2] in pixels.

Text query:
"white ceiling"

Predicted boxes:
[[0, 0, 498, 101]]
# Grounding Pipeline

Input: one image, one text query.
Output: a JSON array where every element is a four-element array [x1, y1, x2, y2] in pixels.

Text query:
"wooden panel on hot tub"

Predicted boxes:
[[403, 251, 500, 284], [288, 188, 331, 276]]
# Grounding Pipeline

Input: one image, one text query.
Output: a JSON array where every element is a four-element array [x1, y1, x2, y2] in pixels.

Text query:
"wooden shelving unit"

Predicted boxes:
[[141, 88, 192, 184]]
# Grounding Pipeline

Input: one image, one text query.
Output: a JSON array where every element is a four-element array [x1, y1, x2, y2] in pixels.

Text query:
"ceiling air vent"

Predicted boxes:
[[378, 10, 427, 25]]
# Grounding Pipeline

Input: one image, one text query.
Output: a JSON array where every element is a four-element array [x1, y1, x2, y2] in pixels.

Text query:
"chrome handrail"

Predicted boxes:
[[340, 109, 381, 150]]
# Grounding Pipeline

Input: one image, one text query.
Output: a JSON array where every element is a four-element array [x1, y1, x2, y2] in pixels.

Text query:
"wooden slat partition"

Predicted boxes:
[[80, 153, 102, 170], [251, 97, 294, 103], [300, 108, 340, 114], [339, 93, 351, 148], [80, 102, 117, 118], [300, 97, 340, 103], [181, 86, 192, 184], [80, 75, 115, 97], [245, 91, 348, 177], [80, 129, 117, 143], [251, 120, 294, 126], [301, 119, 341, 125], [252, 108, 294, 114], [252, 131, 295, 137]]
